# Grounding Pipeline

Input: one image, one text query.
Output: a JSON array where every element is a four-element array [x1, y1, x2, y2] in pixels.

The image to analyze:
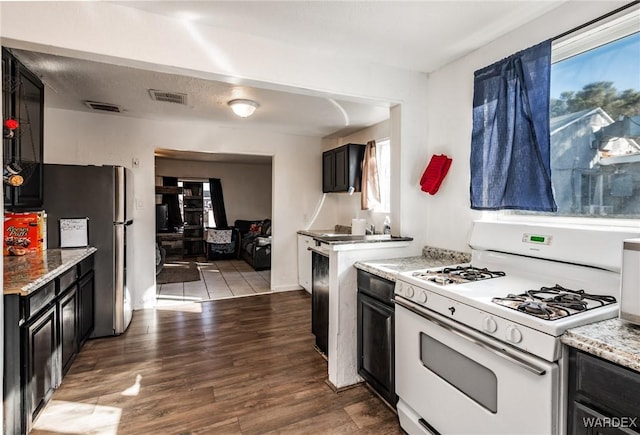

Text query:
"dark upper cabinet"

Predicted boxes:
[[322, 143, 365, 193], [2, 48, 45, 210]]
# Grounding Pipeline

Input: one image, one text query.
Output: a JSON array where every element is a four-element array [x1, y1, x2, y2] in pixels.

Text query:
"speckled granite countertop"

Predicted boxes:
[[4, 247, 97, 296], [354, 247, 471, 282], [561, 318, 640, 372]]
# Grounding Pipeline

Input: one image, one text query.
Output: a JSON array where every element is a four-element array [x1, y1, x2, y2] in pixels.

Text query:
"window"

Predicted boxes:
[[373, 138, 391, 213], [512, 6, 640, 219]]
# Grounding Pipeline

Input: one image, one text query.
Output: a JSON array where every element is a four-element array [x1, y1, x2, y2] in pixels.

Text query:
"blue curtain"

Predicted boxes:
[[470, 40, 557, 212]]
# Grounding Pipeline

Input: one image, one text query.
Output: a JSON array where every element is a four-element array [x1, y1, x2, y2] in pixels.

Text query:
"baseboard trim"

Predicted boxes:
[[325, 379, 364, 394], [271, 284, 305, 292]]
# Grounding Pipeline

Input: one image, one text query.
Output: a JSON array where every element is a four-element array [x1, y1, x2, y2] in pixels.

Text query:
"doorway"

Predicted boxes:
[[154, 150, 273, 305]]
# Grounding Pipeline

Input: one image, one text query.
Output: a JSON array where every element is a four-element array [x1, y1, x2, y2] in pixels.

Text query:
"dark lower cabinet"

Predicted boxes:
[[357, 270, 397, 408], [78, 270, 95, 345], [3, 253, 95, 435], [59, 286, 78, 376], [23, 304, 58, 432], [568, 348, 640, 434], [311, 251, 329, 356]]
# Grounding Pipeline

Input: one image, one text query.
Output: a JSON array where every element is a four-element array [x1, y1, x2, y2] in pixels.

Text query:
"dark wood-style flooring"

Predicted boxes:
[[32, 290, 403, 434]]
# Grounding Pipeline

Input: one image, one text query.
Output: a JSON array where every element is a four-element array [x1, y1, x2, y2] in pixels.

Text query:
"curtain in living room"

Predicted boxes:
[[209, 178, 229, 228], [470, 40, 556, 212], [162, 176, 183, 229]]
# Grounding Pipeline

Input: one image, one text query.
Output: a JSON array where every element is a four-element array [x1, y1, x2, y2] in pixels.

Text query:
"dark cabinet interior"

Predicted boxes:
[[2, 47, 45, 210], [322, 143, 365, 193], [3, 253, 95, 434], [311, 251, 329, 356], [567, 347, 640, 434], [357, 270, 397, 408]]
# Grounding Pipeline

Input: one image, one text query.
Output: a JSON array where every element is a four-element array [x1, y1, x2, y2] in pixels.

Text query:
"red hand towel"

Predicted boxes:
[[420, 154, 452, 195]]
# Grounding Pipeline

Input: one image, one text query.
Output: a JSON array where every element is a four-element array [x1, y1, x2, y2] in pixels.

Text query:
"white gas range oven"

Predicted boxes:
[[394, 221, 640, 435]]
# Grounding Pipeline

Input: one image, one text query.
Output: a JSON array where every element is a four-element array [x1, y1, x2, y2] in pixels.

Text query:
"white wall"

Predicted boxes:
[[155, 157, 272, 224], [44, 107, 322, 307]]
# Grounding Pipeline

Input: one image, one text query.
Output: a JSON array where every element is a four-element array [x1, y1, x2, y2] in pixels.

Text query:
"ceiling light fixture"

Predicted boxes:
[[227, 99, 259, 118]]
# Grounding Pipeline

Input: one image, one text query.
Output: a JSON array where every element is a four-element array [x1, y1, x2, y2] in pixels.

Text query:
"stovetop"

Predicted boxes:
[[394, 252, 622, 339], [411, 265, 506, 285], [492, 285, 616, 321]]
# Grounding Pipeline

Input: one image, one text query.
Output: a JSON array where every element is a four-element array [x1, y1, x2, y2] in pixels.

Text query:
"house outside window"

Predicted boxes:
[[508, 6, 640, 220]]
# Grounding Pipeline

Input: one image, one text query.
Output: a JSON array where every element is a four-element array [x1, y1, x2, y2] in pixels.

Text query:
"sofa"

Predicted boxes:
[[235, 219, 271, 271]]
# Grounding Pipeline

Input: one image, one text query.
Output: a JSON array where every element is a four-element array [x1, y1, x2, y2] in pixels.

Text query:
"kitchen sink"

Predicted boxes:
[[315, 234, 402, 242]]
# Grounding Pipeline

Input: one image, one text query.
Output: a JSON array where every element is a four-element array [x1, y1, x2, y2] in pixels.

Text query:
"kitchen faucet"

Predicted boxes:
[[366, 224, 375, 235]]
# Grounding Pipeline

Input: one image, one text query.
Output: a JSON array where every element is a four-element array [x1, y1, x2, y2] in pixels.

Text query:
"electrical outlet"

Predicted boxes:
[[132, 157, 140, 168]]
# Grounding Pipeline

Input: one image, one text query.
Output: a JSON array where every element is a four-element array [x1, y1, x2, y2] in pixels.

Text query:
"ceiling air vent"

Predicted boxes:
[[84, 101, 122, 113], [148, 89, 187, 105]]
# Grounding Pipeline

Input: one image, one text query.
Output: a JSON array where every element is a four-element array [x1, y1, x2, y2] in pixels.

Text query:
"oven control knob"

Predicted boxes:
[[505, 325, 523, 343], [418, 291, 428, 303], [482, 317, 497, 333], [395, 283, 403, 295], [406, 286, 415, 298]]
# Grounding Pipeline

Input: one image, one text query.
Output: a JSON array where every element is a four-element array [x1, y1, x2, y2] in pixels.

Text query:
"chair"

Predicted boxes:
[[205, 227, 240, 261]]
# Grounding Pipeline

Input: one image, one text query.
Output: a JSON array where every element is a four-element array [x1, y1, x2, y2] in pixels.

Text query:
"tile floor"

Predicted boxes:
[[156, 259, 271, 305]]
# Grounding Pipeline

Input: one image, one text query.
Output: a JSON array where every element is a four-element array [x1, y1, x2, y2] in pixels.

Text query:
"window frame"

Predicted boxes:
[[494, 4, 640, 227]]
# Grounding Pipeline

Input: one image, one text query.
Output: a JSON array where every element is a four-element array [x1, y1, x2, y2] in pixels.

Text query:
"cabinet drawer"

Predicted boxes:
[[58, 267, 78, 293], [25, 281, 56, 320], [573, 350, 640, 420], [78, 255, 94, 278], [357, 270, 395, 304]]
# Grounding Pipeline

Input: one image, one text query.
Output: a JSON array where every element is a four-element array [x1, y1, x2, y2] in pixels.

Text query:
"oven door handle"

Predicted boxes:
[[394, 298, 547, 376]]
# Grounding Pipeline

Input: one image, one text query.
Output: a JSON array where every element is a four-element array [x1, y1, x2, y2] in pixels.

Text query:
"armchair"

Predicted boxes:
[[205, 227, 240, 261]]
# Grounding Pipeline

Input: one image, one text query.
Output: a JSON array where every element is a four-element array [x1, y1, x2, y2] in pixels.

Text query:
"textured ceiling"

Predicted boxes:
[[9, 1, 569, 164]]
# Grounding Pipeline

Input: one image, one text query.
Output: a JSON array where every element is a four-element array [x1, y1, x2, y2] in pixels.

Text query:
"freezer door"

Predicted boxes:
[[114, 166, 135, 224]]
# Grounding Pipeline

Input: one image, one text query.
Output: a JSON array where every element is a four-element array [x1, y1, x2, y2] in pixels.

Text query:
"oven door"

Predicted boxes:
[[395, 298, 560, 435]]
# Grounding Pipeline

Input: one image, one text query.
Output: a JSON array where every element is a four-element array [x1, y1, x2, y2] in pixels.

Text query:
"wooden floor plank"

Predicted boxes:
[[31, 290, 402, 434]]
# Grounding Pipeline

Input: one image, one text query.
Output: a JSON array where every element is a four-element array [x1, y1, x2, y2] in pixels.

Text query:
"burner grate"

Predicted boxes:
[[492, 285, 616, 320], [412, 265, 506, 285]]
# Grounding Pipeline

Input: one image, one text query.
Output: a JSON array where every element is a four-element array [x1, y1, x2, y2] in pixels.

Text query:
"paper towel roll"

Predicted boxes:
[[351, 219, 366, 235]]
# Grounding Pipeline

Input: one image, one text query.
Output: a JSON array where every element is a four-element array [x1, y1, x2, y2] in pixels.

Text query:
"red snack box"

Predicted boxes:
[[4, 212, 45, 256]]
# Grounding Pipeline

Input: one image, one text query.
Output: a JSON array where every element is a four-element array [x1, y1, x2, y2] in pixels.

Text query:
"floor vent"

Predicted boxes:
[[84, 101, 122, 113], [149, 89, 188, 105]]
